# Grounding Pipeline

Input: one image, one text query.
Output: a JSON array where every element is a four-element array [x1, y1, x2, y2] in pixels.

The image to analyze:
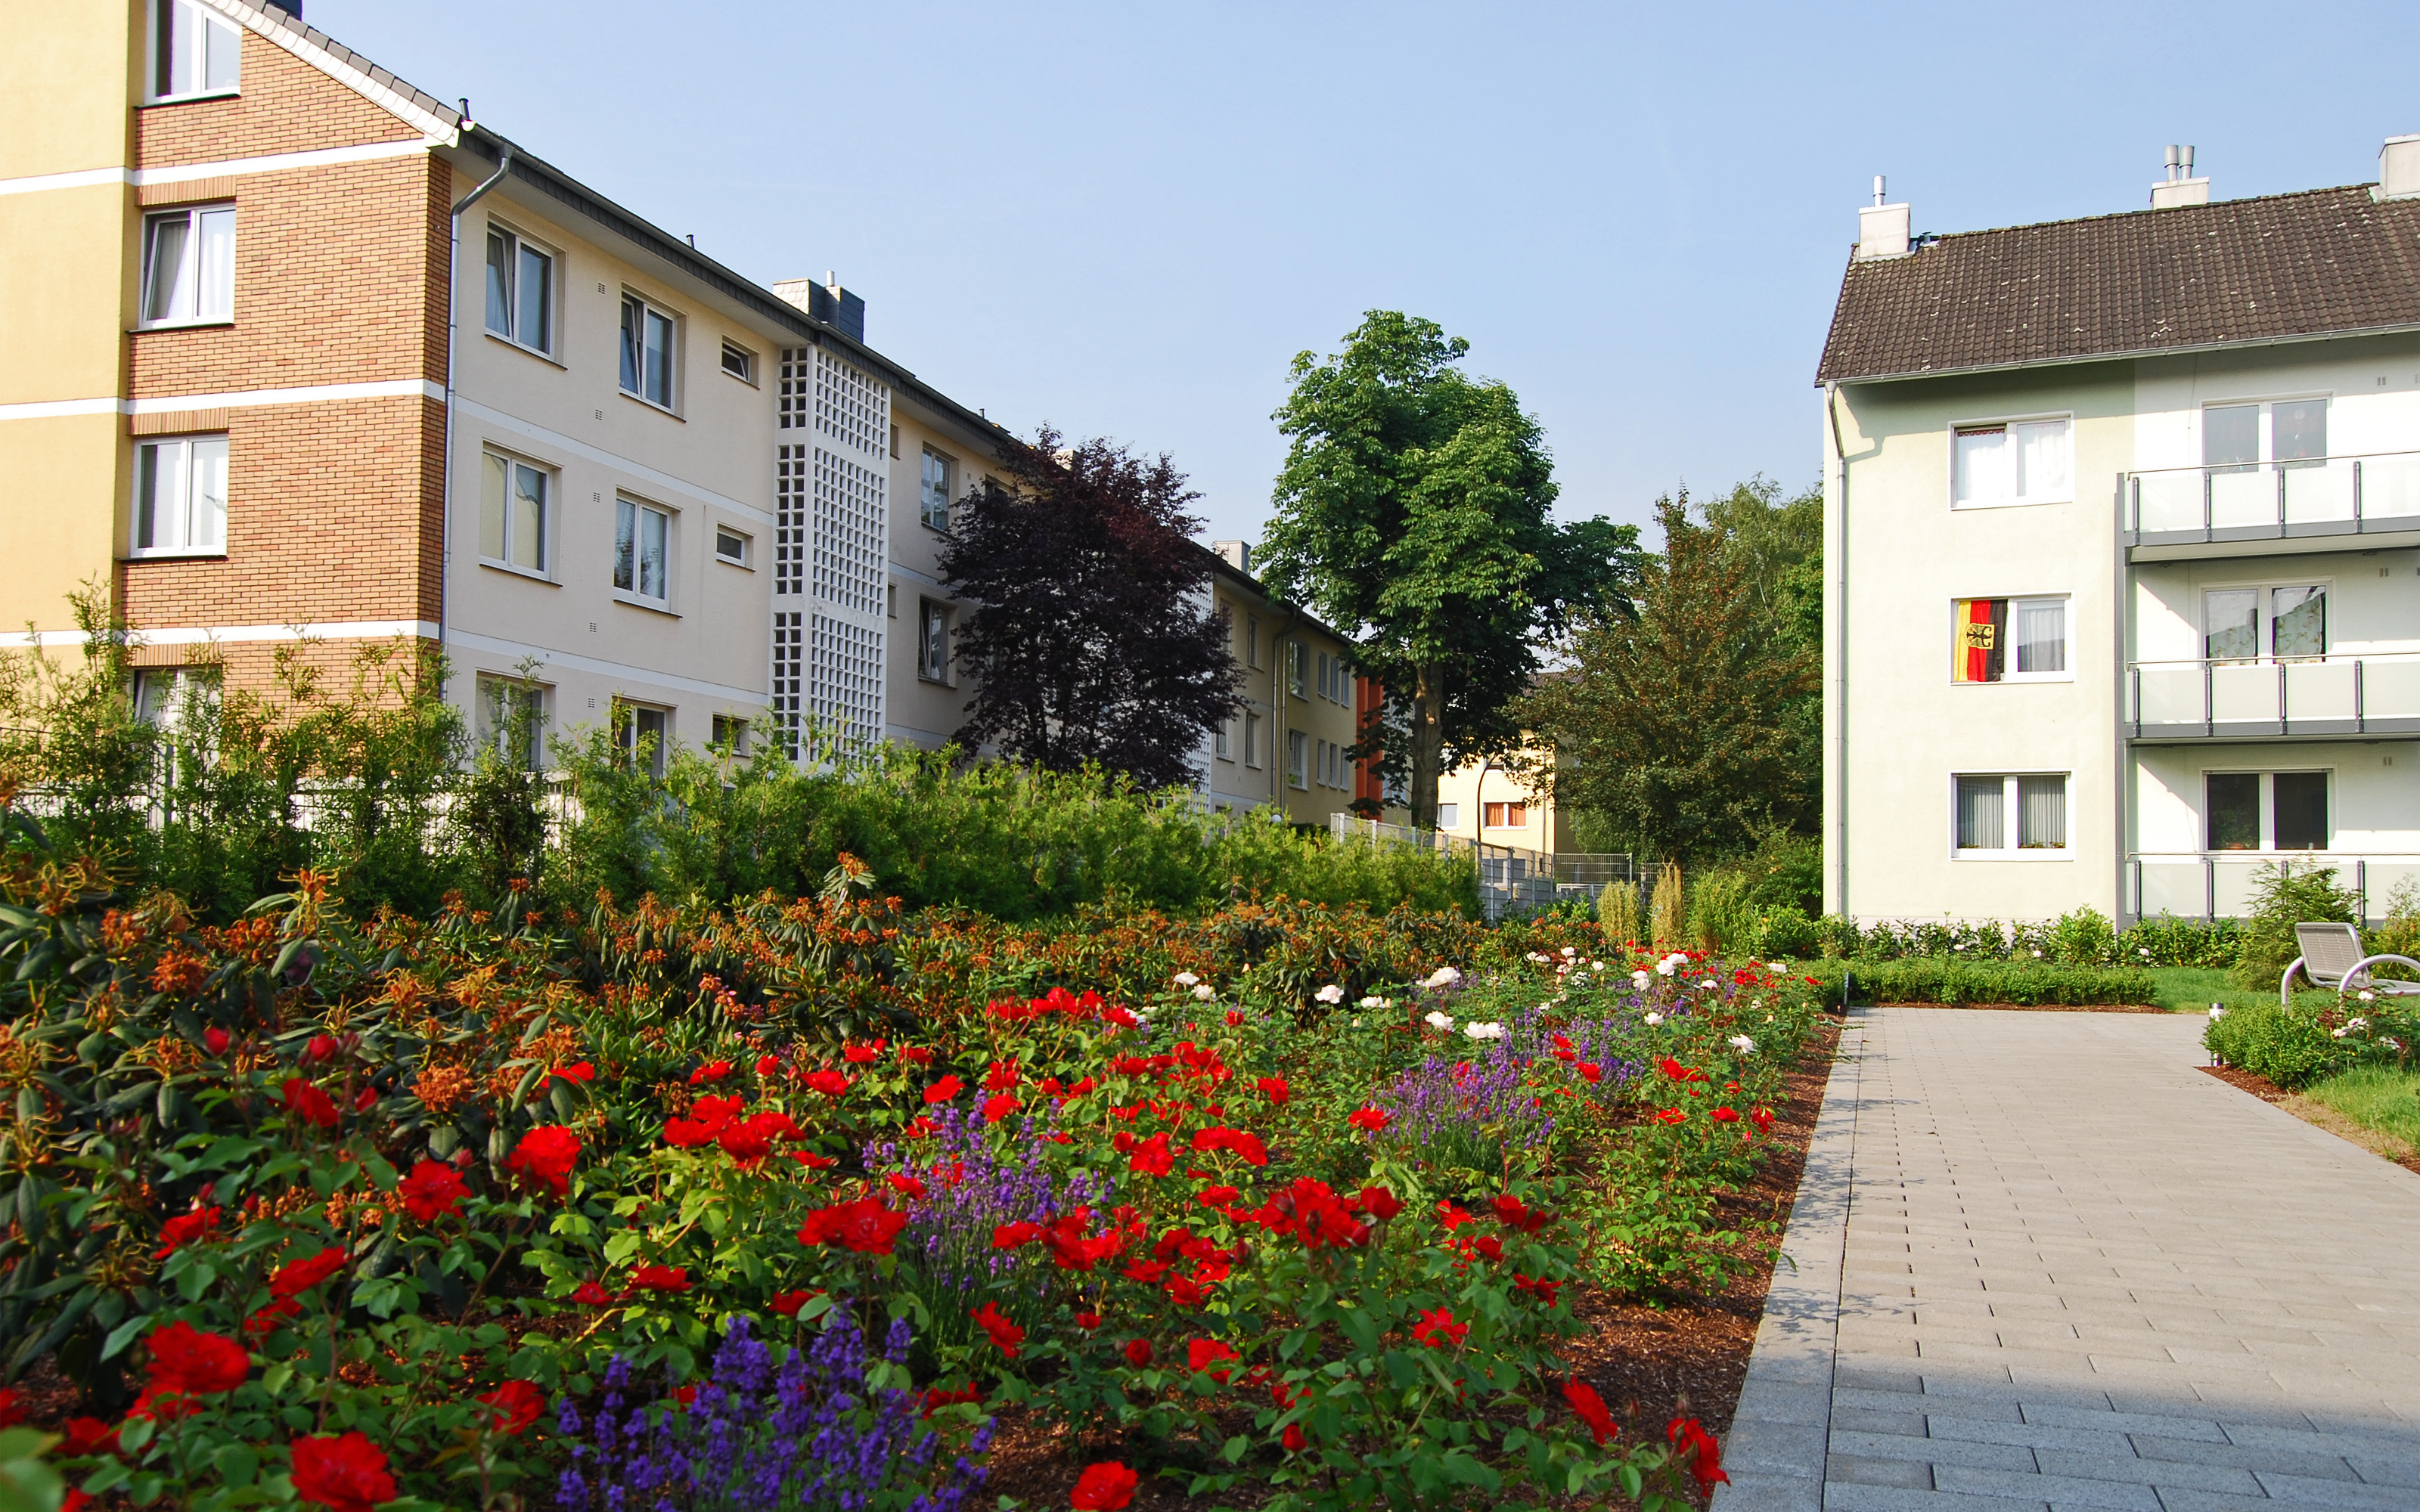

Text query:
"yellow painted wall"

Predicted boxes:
[[1, 1, 137, 179], [0, 184, 134, 405], [0, 416, 126, 632]]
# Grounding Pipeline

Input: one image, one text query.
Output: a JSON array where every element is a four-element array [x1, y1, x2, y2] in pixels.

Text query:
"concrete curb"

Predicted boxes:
[[1710, 1012, 1867, 1512]]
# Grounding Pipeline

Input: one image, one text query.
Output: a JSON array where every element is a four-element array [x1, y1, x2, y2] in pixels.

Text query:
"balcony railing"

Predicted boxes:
[[2130, 851, 2419, 923], [2127, 448, 2420, 546], [2127, 652, 2420, 738]]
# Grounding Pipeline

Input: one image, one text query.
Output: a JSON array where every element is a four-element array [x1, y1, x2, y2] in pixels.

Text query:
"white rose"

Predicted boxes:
[[2332, 1025, 2351, 1039], [1425, 1011, 1455, 1031], [1728, 1033, 1756, 1055], [1359, 995, 1385, 1009], [2357, 990, 2375, 1002], [1423, 965, 1463, 988], [1315, 984, 1345, 1005], [1192, 984, 1216, 1001], [1590, 961, 1605, 971], [1655, 960, 1677, 978], [1463, 1021, 1506, 1040], [2207, 1005, 2226, 1020], [1643, 1012, 1665, 1026], [1631, 970, 1652, 990], [1560, 947, 1577, 958], [1173, 971, 1200, 987]]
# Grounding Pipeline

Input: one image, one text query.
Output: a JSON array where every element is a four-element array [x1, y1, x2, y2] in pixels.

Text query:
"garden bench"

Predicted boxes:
[[2279, 921, 2420, 1007]]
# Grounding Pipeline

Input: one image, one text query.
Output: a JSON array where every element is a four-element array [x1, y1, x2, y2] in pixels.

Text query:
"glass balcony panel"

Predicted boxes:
[[2366, 454, 2420, 522], [2282, 457, 2354, 525], [2134, 664, 2205, 726], [2136, 860, 2205, 919], [2210, 859, 2271, 917], [2281, 658, 2356, 721], [2365, 863, 2420, 917], [2136, 472, 2203, 533], [2207, 468, 2275, 531], [2362, 657, 2420, 720], [2207, 662, 2276, 726]]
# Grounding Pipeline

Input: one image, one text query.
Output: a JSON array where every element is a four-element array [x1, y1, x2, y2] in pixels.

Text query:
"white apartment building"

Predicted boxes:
[[1821, 138, 2420, 924]]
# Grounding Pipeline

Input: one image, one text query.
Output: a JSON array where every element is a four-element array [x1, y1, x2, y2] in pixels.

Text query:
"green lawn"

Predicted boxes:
[[2301, 1064, 2420, 1152], [2145, 966, 2342, 1015]]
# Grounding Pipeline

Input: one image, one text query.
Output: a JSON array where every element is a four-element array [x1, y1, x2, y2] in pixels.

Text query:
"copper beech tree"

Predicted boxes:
[[937, 430, 1242, 789]]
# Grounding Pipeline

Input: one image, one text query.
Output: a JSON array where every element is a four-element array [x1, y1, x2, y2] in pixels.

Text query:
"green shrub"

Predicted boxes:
[[1596, 875, 1642, 945], [1686, 868, 1757, 953], [2229, 862, 2363, 990], [2123, 914, 2242, 968], [2205, 1000, 2347, 1086], [1751, 904, 1821, 959], [1807, 957, 2158, 1005], [2043, 907, 2118, 965]]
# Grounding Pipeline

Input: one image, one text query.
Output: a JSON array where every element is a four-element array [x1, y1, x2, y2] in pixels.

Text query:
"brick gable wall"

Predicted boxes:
[[133, 29, 423, 169]]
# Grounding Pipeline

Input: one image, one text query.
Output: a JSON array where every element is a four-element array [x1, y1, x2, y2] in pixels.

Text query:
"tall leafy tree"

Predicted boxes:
[[1259, 312, 1637, 827], [937, 429, 1241, 789], [1520, 491, 1817, 862]]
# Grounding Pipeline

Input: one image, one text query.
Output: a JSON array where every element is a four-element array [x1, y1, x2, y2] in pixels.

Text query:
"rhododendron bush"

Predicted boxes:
[[0, 813, 1821, 1510]]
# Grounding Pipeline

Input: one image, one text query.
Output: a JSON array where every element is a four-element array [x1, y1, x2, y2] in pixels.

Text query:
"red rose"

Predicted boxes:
[[1563, 1378, 1618, 1445], [923, 1075, 963, 1105], [1187, 1338, 1240, 1381], [770, 1289, 818, 1317], [1127, 1132, 1173, 1176], [842, 1039, 885, 1064], [155, 1205, 222, 1259], [545, 1061, 595, 1089], [290, 1431, 397, 1512], [505, 1126, 581, 1198], [571, 1281, 614, 1306], [898, 1046, 934, 1064], [244, 1298, 301, 1336], [1347, 1108, 1389, 1132], [399, 1160, 471, 1222], [270, 1248, 349, 1300], [1411, 1307, 1467, 1350], [755, 1055, 782, 1077], [146, 1321, 250, 1396], [1653, 1108, 1686, 1125], [1075, 1310, 1100, 1330], [804, 1069, 853, 1097], [281, 1078, 340, 1130], [885, 1173, 926, 1200], [303, 1034, 339, 1065], [688, 1060, 734, 1085], [629, 1264, 690, 1293], [60, 1417, 119, 1457], [1667, 1416, 1730, 1496], [203, 1027, 230, 1055], [1070, 1461, 1138, 1510], [1283, 1422, 1306, 1452], [991, 1221, 1043, 1249], [1357, 1185, 1402, 1221], [970, 1302, 1024, 1359], [0, 1388, 18, 1428], [1122, 1338, 1152, 1367], [477, 1379, 546, 1437], [1255, 1076, 1289, 1104]]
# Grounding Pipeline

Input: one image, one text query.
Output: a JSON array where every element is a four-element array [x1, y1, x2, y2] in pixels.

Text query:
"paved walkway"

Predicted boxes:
[[1714, 1005, 2420, 1512]]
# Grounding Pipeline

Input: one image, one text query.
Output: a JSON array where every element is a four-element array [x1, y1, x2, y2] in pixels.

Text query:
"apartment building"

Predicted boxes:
[[1199, 543, 1363, 825], [1820, 138, 2420, 923], [1431, 743, 1577, 854], [1, 0, 1012, 772]]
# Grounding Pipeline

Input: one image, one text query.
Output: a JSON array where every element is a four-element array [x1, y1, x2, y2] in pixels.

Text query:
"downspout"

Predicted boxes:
[[441, 138, 517, 665], [1825, 382, 1849, 922]]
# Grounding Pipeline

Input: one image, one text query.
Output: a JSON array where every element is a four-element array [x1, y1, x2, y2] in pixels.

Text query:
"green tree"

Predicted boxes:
[[1520, 493, 1816, 862], [1259, 311, 1637, 828]]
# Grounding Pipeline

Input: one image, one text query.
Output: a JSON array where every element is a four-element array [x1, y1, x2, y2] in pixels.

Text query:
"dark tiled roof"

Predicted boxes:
[[1816, 185, 2420, 384]]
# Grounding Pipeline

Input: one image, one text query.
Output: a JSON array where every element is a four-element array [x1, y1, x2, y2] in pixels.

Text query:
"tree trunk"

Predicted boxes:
[[1410, 660, 1445, 830]]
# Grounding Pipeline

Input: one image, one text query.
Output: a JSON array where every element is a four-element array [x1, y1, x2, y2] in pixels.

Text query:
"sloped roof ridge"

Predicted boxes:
[[215, 0, 461, 132], [1915, 181, 2375, 245]]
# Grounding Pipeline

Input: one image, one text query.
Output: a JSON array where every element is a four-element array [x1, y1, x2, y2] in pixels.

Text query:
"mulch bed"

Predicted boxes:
[[982, 1015, 1848, 1508], [2199, 1064, 2420, 1179], [1885, 1001, 2169, 1014]]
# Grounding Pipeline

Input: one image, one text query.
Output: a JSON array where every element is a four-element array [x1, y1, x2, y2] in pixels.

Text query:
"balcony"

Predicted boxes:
[[2126, 449, 2420, 556], [2128, 652, 2420, 740], [2130, 851, 2419, 922]]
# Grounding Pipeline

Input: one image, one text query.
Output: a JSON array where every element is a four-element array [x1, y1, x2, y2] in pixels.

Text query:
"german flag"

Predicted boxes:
[[1954, 599, 2006, 683]]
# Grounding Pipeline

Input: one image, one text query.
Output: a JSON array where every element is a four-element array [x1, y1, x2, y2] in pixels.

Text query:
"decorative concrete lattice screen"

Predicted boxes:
[[809, 613, 882, 751], [770, 345, 890, 758]]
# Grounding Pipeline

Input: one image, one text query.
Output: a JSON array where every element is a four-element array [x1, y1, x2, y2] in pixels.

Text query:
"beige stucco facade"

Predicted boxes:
[[1197, 556, 1363, 826]]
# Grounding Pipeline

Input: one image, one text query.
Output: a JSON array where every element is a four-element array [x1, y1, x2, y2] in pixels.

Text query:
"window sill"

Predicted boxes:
[[139, 89, 241, 108], [915, 674, 954, 688], [479, 559, 557, 586], [610, 589, 679, 617], [1951, 850, 2075, 861], [920, 517, 951, 534], [125, 549, 226, 562], [1950, 497, 2074, 511], [619, 391, 682, 421], [485, 330, 565, 367], [132, 318, 235, 334], [1953, 676, 2077, 686], [714, 556, 755, 572]]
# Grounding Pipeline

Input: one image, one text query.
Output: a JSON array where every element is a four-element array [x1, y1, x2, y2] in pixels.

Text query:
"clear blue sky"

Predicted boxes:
[[314, 0, 2418, 546]]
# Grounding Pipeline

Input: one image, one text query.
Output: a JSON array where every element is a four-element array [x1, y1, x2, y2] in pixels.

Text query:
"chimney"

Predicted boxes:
[[2149, 144, 2209, 208], [265, 0, 300, 14], [1854, 175, 1911, 260], [1212, 540, 1252, 575], [2381, 134, 2420, 200], [771, 273, 866, 343]]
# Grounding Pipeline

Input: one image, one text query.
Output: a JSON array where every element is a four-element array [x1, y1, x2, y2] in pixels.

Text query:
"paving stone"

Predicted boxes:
[[2029, 1448, 2263, 1494], [2251, 1470, 2418, 1508], [1829, 1455, 1938, 1489], [1829, 1430, 2037, 1473], [2127, 1434, 2355, 1481], [1932, 1464, 2164, 1509], [1823, 1484, 2051, 1512]]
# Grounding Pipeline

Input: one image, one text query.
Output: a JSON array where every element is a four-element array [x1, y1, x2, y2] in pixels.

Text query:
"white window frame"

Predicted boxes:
[[1483, 800, 1529, 829], [147, 0, 241, 103], [1243, 712, 1262, 769], [917, 598, 952, 685], [2198, 395, 2332, 469], [618, 292, 679, 412], [1215, 718, 1233, 762], [1286, 728, 1310, 790], [2198, 575, 2332, 664], [1288, 640, 1308, 699], [1435, 802, 1460, 831], [714, 525, 752, 569], [478, 448, 554, 578], [1949, 413, 2074, 510], [475, 675, 550, 771], [1950, 593, 2072, 684], [138, 204, 236, 328], [2201, 768, 2332, 854], [130, 434, 228, 558], [920, 448, 954, 531], [613, 494, 675, 609], [615, 701, 672, 777], [711, 714, 750, 755], [1950, 771, 2073, 859], [720, 339, 756, 385], [482, 222, 557, 358]]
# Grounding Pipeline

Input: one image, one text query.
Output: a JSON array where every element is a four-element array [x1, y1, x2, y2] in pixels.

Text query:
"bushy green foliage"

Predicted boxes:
[[1804, 957, 2158, 1006], [2204, 1001, 2347, 1086], [2229, 863, 2363, 990], [2121, 915, 2243, 968]]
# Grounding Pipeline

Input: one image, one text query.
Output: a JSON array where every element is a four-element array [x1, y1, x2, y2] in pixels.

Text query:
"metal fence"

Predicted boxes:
[[2127, 851, 2420, 925], [1327, 813, 1631, 920]]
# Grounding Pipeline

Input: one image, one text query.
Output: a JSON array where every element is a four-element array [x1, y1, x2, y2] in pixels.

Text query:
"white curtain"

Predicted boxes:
[[1953, 427, 2010, 506]]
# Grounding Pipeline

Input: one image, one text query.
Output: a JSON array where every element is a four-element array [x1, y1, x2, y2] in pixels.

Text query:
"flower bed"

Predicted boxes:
[[0, 827, 1828, 1511]]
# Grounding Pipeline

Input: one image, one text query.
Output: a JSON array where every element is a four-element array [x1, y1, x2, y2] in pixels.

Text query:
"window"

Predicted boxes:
[[1243, 712, 1261, 768], [1287, 641, 1306, 698], [2204, 399, 2328, 469], [711, 714, 749, 755], [475, 676, 548, 770], [614, 496, 670, 602], [1435, 803, 1460, 831], [920, 449, 953, 531], [1953, 773, 2068, 854], [479, 451, 550, 574], [1287, 729, 1309, 789], [2205, 770, 2328, 851], [1317, 652, 1332, 702], [616, 702, 670, 776], [134, 667, 204, 728], [715, 526, 749, 566], [150, 0, 240, 100], [917, 599, 951, 684], [720, 340, 755, 383], [482, 227, 553, 354], [2204, 585, 2325, 663], [1951, 417, 2071, 507], [1246, 617, 1261, 669], [889, 424, 901, 460], [140, 206, 234, 326], [619, 293, 676, 408], [131, 435, 227, 556], [1483, 801, 1528, 829], [1215, 720, 1233, 761], [1952, 596, 2068, 682]]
